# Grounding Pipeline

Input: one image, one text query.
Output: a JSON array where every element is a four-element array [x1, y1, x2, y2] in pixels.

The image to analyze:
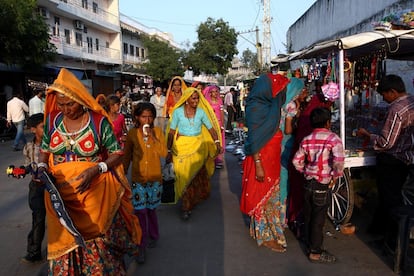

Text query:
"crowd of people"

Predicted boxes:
[[4, 67, 414, 272]]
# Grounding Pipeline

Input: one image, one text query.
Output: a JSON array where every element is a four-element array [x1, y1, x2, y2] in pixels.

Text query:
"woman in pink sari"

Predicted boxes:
[[203, 85, 225, 168]]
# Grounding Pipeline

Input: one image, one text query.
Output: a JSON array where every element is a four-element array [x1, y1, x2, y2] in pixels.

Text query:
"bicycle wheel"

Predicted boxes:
[[328, 168, 354, 225]]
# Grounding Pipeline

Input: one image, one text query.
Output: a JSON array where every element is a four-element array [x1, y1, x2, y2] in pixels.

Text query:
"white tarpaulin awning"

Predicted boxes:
[[288, 29, 414, 60]]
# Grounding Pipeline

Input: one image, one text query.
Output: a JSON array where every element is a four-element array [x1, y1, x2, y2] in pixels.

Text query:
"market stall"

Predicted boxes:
[[282, 29, 414, 224]]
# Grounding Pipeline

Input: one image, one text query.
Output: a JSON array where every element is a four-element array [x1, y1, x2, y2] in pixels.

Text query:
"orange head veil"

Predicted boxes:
[[45, 68, 109, 121], [162, 76, 188, 117]]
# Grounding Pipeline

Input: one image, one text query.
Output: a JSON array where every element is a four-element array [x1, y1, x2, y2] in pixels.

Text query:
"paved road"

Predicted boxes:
[[0, 134, 411, 275]]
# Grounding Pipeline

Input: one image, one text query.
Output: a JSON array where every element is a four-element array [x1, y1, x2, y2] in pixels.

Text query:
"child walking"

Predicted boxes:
[[21, 113, 46, 263], [123, 102, 168, 264], [292, 107, 345, 264]]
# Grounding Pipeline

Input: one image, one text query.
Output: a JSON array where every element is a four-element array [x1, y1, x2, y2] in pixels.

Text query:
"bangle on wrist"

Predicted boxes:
[[214, 140, 220, 144], [98, 162, 108, 174], [37, 162, 48, 169], [254, 159, 261, 163]]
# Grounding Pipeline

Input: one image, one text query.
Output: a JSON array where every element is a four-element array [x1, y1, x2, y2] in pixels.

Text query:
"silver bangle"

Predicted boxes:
[[37, 162, 48, 169], [254, 159, 261, 163], [214, 140, 220, 144], [98, 162, 108, 174]]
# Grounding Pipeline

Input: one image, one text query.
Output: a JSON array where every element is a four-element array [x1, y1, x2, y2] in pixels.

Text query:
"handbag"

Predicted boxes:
[[161, 162, 175, 203]]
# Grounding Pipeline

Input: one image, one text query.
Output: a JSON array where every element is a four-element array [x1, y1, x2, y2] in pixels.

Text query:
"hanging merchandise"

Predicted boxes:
[[321, 52, 340, 101]]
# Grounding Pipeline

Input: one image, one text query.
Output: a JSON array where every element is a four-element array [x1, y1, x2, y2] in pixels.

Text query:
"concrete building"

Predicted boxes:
[[34, 1, 179, 95], [286, 0, 414, 92], [37, 0, 122, 94]]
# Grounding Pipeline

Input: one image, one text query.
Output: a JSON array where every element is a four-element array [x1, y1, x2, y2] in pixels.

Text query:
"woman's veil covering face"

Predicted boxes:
[[244, 73, 290, 155]]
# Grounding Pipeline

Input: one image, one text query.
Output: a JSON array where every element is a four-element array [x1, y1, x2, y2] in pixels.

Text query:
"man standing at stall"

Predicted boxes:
[[357, 74, 414, 242]]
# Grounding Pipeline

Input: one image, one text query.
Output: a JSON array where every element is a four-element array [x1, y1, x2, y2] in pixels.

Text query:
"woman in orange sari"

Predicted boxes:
[[163, 76, 188, 119], [37, 68, 141, 275]]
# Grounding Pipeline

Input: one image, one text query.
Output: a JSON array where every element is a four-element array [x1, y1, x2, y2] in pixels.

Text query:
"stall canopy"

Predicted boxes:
[[282, 29, 414, 61], [275, 29, 414, 148]]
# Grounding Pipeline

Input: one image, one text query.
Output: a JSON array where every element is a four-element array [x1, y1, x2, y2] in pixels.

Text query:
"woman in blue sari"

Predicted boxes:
[[279, 79, 306, 227]]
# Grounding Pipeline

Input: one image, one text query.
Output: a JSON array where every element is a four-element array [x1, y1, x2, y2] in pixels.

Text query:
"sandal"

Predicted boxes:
[[309, 251, 336, 263], [181, 210, 191, 221], [262, 240, 287, 253]]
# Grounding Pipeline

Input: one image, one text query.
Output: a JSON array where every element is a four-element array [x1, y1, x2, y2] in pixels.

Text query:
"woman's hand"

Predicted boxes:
[[76, 166, 99, 194], [255, 161, 265, 182]]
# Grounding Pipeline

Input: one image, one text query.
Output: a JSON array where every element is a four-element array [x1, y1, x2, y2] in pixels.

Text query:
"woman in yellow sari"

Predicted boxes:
[[37, 68, 141, 275], [166, 87, 222, 220]]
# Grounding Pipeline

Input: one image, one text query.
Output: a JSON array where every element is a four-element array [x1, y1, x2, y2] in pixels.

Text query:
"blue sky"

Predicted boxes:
[[119, 0, 316, 57]]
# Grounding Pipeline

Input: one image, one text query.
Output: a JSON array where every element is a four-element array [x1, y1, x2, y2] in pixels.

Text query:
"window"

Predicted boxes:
[[141, 48, 145, 58], [106, 41, 109, 48], [136, 47, 139, 57], [52, 18, 58, 35], [93, 2, 98, 13], [87, 37, 93, 53], [60, 0, 67, 2], [123, 43, 128, 54], [129, 45, 134, 56], [64, 29, 70, 44], [82, 0, 88, 9], [95, 38, 99, 51], [75, 33, 83, 47]]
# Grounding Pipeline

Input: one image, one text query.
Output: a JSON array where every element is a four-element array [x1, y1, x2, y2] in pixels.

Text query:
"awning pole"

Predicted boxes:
[[339, 49, 345, 148]]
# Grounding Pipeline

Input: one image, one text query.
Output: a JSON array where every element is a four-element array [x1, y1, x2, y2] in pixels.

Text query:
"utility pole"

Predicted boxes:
[[262, 0, 271, 67], [255, 26, 262, 68], [236, 28, 262, 68]]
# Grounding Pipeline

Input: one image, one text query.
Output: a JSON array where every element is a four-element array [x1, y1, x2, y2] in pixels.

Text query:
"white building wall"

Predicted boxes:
[[287, 0, 412, 52]]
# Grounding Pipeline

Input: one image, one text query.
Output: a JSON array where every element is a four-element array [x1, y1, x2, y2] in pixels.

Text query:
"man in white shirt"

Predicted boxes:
[[28, 88, 45, 116], [150, 87, 167, 130], [7, 93, 29, 151], [224, 88, 236, 132]]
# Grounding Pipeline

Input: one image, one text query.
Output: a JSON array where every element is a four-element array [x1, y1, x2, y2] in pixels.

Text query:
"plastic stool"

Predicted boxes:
[[390, 207, 414, 274]]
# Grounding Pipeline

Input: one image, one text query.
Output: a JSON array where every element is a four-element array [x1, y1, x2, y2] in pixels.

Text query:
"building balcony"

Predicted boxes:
[[50, 35, 122, 65], [38, 0, 120, 33]]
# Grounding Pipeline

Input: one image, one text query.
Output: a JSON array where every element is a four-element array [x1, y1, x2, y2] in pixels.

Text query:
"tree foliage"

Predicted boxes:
[[142, 36, 184, 82], [184, 17, 238, 76], [0, 0, 56, 70]]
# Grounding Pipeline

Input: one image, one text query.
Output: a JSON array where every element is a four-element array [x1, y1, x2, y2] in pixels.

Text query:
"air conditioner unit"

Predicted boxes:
[[38, 7, 50, 19], [74, 20, 84, 30]]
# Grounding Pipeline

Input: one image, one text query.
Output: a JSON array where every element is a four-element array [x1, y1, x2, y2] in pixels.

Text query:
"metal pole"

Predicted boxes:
[[339, 49, 345, 148]]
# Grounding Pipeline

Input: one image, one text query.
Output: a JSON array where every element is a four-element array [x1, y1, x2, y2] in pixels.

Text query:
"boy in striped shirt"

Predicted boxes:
[[293, 107, 345, 264]]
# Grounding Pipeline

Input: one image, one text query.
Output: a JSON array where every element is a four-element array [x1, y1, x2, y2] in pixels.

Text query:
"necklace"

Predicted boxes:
[[184, 107, 196, 127], [55, 112, 89, 150]]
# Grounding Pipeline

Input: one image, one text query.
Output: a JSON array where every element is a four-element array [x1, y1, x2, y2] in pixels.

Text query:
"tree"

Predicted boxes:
[[142, 36, 184, 82], [185, 18, 238, 76], [0, 0, 56, 70], [241, 48, 261, 75]]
